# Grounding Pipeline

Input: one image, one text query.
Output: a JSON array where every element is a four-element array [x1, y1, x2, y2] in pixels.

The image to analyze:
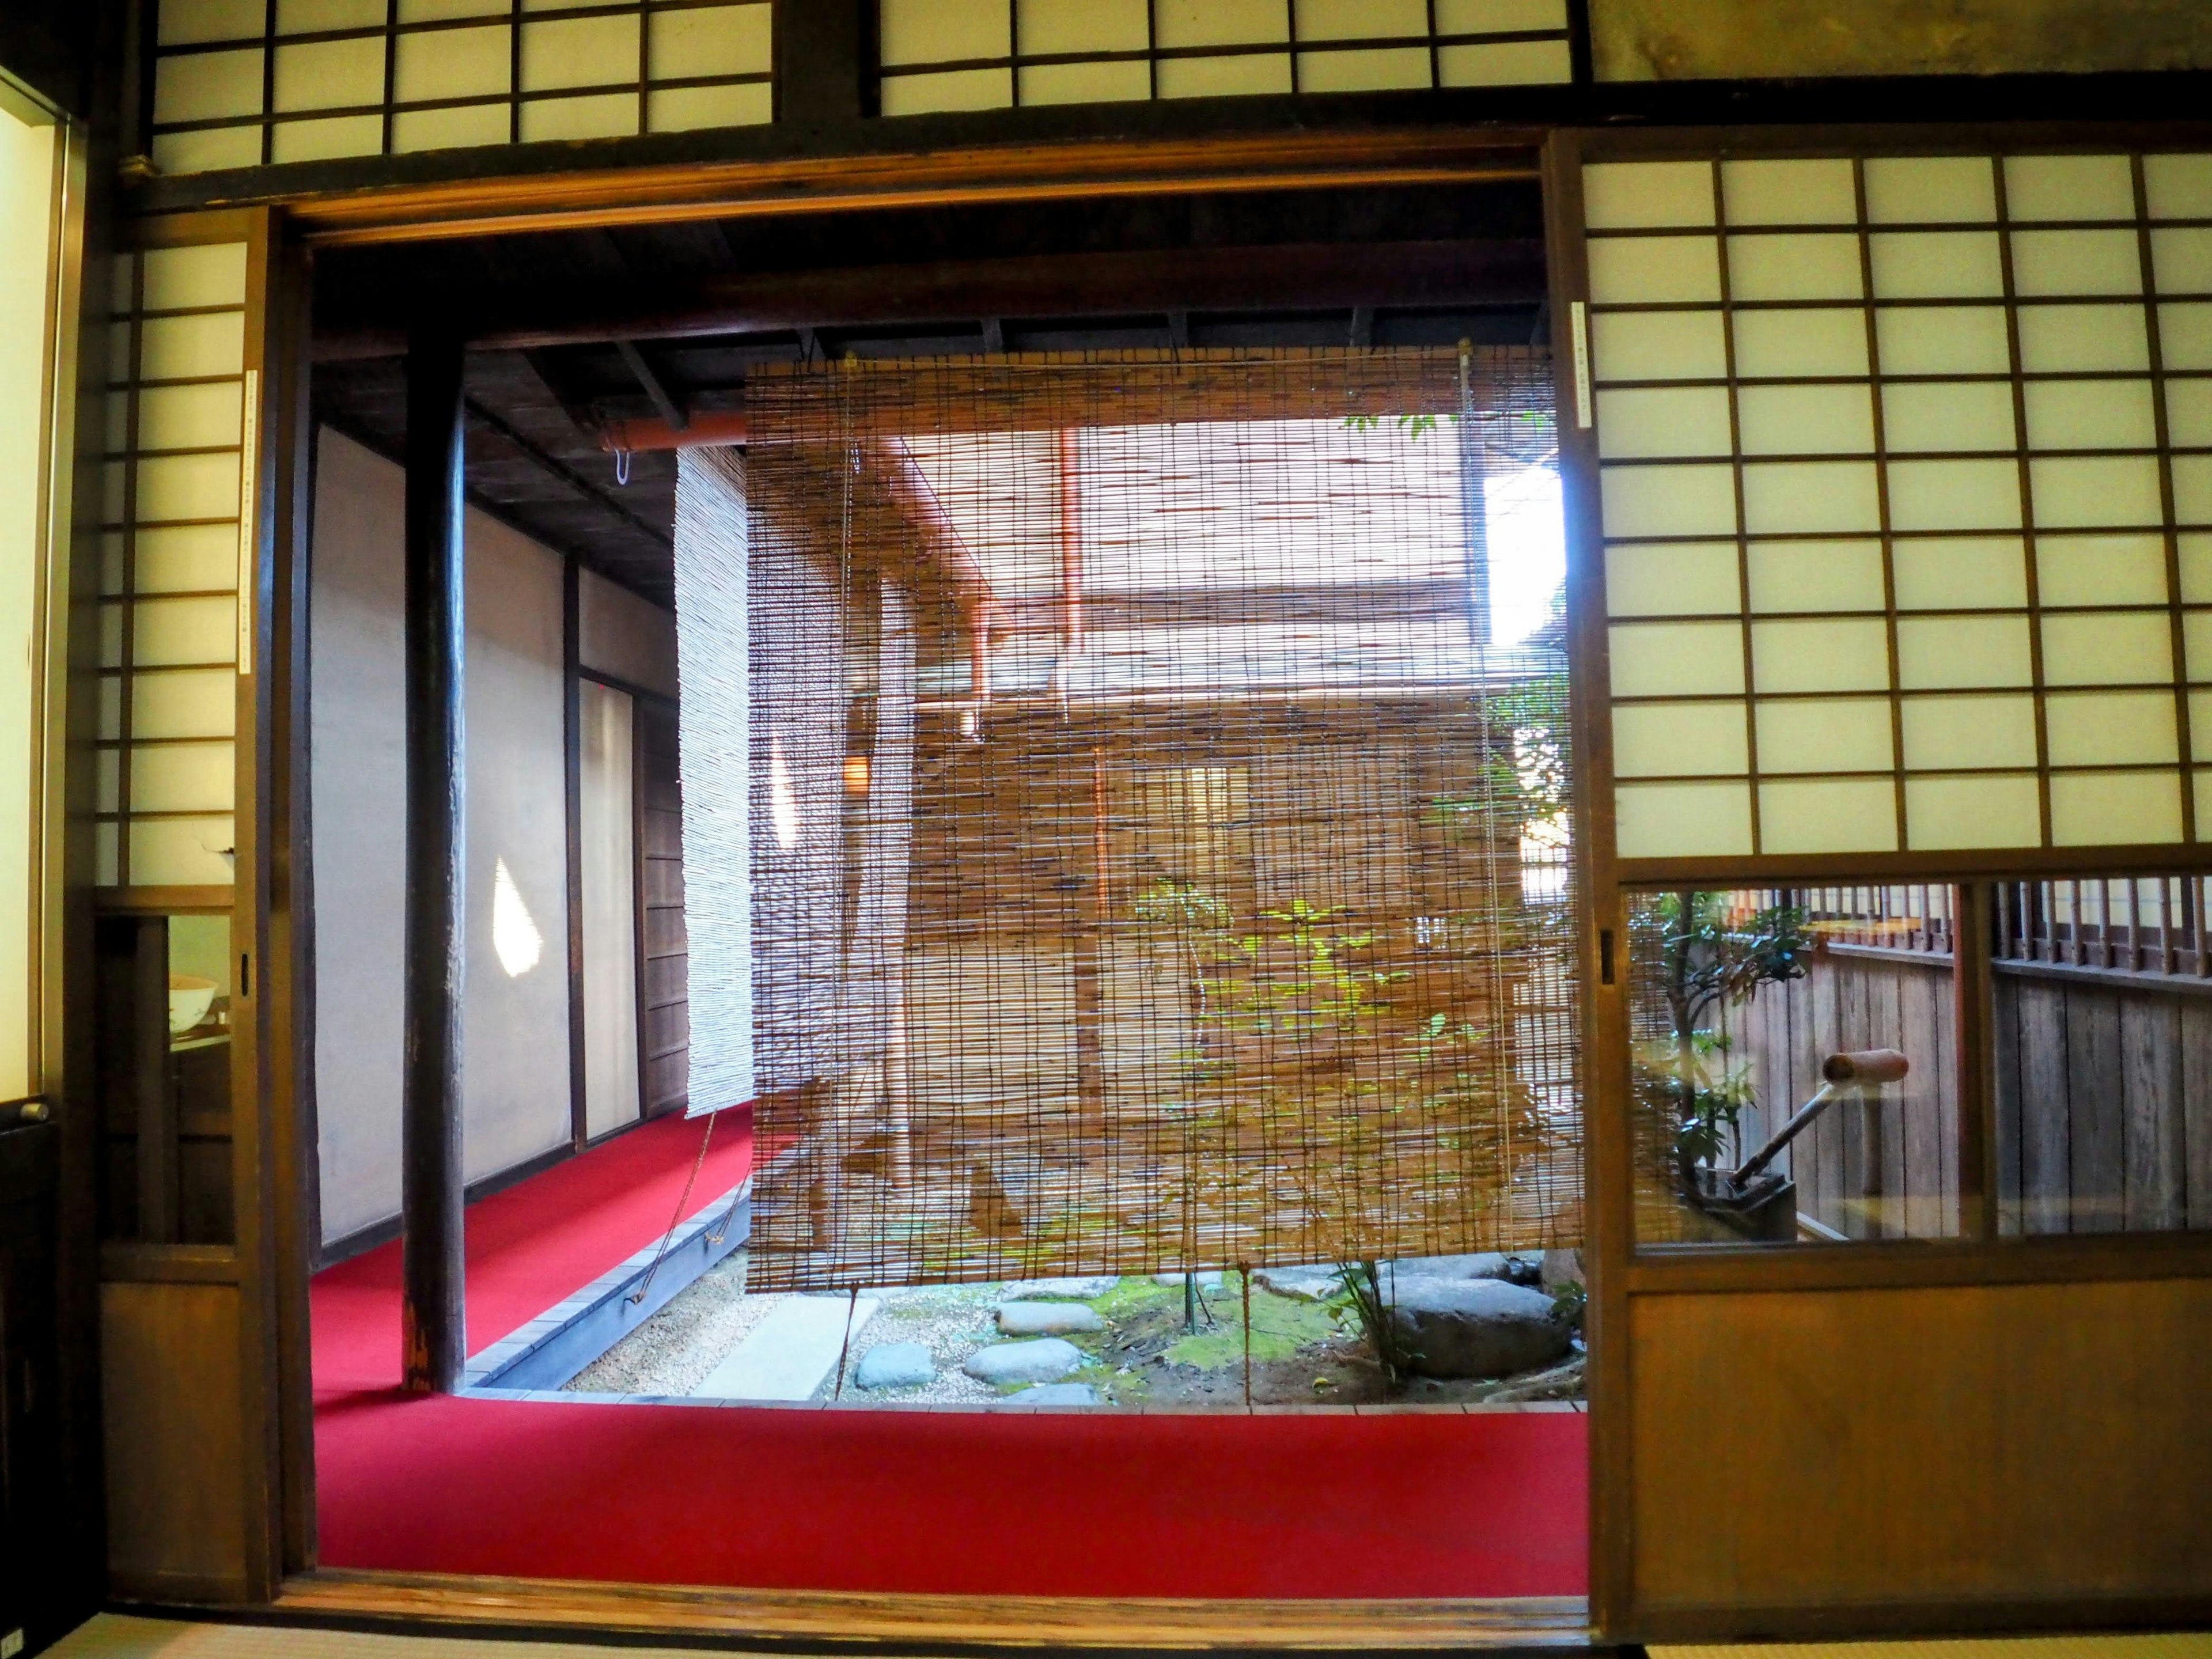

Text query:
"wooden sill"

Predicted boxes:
[[277, 1569, 1593, 1650]]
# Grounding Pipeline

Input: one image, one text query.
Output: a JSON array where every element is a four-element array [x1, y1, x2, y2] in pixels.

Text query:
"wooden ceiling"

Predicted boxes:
[[310, 179, 1547, 609]]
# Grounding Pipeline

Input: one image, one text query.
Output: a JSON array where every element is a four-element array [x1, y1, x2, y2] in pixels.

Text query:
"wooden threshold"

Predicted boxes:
[[275, 1569, 1594, 1651]]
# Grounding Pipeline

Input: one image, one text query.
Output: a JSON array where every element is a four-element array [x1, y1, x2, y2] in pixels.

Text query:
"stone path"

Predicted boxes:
[[692, 1294, 878, 1400]]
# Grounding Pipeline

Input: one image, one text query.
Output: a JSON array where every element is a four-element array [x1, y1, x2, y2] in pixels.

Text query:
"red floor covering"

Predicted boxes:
[[312, 1107, 1588, 1599]]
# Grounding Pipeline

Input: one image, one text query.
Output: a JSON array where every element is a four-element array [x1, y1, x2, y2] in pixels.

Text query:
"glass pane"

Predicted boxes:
[[94, 911, 236, 1245], [1993, 874, 2212, 1234], [1630, 887, 1964, 1244]]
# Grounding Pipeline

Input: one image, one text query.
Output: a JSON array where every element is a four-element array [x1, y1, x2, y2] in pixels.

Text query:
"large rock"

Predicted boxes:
[[1388, 1279, 1572, 1380], [853, 1342, 935, 1391], [1539, 1248, 1585, 1292], [1002, 1276, 1119, 1300], [998, 1300, 1105, 1336], [963, 1338, 1084, 1385], [1391, 1252, 1514, 1283], [1152, 1270, 1224, 1287], [999, 1382, 1097, 1405]]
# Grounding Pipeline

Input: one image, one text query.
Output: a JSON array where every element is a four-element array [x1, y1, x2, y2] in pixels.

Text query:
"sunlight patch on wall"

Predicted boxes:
[[491, 855, 543, 978]]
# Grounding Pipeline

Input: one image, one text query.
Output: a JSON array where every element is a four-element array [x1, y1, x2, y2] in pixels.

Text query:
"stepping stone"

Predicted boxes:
[[998, 1300, 1105, 1335], [692, 1295, 878, 1401], [1001, 1276, 1119, 1300], [853, 1342, 935, 1391], [1253, 1264, 1342, 1301], [1387, 1280, 1571, 1380], [963, 1337, 1082, 1385], [1001, 1382, 1097, 1405], [1150, 1270, 1224, 1287]]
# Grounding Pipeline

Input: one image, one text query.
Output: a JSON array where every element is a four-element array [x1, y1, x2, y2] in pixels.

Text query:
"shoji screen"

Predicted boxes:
[[1569, 144, 2212, 867], [877, 0, 1573, 118], [149, 0, 773, 174], [98, 228, 264, 893]]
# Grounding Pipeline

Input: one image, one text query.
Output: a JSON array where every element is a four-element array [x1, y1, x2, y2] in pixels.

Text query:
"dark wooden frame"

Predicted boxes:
[[132, 107, 2210, 1649], [1546, 123, 2212, 1644]]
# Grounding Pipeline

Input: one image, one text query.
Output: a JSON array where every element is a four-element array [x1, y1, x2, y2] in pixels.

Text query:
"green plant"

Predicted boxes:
[[1331, 1260, 1420, 1390], [1643, 893, 1815, 1183]]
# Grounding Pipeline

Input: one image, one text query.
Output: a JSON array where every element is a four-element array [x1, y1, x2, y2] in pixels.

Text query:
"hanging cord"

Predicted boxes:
[[1239, 1262, 1253, 1408], [627, 1111, 717, 1306], [703, 1180, 746, 1247], [832, 1286, 860, 1400], [613, 448, 631, 487]]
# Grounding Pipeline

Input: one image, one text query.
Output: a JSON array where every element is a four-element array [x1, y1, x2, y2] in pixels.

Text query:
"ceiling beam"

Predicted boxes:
[[616, 339, 690, 431], [314, 238, 1546, 358]]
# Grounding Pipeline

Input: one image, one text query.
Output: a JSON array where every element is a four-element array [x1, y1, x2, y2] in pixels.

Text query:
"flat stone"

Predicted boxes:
[[852, 1342, 935, 1391], [963, 1337, 1084, 1385], [998, 1300, 1105, 1335], [1387, 1279, 1572, 1380], [1000, 1382, 1097, 1405], [1151, 1270, 1224, 1287], [692, 1295, 878, 1401], [1253, 1264, 1343, 1301], [1001, 1276, 1119, 1300]]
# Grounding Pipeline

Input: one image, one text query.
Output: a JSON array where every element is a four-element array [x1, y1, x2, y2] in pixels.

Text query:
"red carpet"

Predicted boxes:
[[312, 1107, 1588, 1598], [312, 1108, 757, 1391]]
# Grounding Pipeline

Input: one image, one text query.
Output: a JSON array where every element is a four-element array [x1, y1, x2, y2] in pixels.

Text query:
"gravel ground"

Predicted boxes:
[[569, 1260, 1584, 1406], [565, 1251, 782, 1395]]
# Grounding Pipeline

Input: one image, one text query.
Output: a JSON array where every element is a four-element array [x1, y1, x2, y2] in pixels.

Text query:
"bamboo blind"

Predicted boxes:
[[713, 347, 1580, 1288]]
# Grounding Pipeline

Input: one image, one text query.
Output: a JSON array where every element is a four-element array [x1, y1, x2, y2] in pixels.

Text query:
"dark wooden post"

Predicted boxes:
[[400, 328, 468, 1393]]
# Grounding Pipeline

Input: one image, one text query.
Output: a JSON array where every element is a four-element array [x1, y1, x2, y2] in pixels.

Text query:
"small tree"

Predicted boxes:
[[1644, 892, 1815, 1187]]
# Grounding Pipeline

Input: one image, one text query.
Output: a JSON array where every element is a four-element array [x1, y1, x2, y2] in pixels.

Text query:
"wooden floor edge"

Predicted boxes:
[[272, 1570, 1595, 1650]]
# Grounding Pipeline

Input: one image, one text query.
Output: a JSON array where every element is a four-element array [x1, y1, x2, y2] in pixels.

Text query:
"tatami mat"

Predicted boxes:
[[1653, 1637, 2212, 1659]]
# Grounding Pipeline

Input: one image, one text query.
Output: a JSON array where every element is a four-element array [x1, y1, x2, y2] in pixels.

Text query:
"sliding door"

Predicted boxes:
[[579, 676, 640, 1138], [1548, 129, 2212, 1641]]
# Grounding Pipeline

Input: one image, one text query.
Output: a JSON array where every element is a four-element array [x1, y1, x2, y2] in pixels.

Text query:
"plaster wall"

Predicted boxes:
[[580, 566, 679, 700], [1592, 0, 2212, 80], [309, 426, 573, 1249]]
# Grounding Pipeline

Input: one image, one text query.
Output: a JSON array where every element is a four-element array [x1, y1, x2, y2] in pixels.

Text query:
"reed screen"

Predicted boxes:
[[694, 347, 1580, 1287]]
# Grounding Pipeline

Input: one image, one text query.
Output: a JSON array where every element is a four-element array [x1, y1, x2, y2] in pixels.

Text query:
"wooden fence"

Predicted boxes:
[[1725, 882, 2212, 1238]]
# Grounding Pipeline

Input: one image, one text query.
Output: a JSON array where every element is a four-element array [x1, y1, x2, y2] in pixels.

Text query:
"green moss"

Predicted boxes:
[[1162, 1286, 1345, 1369]]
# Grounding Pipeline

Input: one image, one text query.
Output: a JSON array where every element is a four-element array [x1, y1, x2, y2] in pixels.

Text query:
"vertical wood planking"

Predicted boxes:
[[2016, 980, 2070, 1234], [2119, 995, 2185, 1233], [2181, 999, 2212, 1230], [1992, 978, 2023, 1230], [2065, 989, 2123, 1236], [1899, 963, 1940, 1238]]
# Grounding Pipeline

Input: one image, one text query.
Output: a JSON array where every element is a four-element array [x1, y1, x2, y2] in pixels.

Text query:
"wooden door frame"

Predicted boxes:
[[231, 122, 1611, 1648], [1543, 120, 2212, 1643]]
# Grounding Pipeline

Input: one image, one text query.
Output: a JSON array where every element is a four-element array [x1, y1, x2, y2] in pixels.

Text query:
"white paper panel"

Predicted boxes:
[[1615, 779, 1753, 858], [1749, 617, 1888, 694], [1727, 233, 1862, 302], [1594, 385, 1733, 459], [1599, 464, 1738, 539], [1886, 458, 2026, 532], [1734, 384, 1874, 456], [2037, 534, 2168, 608], [1584, 161, 1713, 230], [2040, 611, 2173, 685], [1754, 698, 1893, 774], [1881, 381, 2016, 454], [1589, 311, 1729, 382], [1759, 778, 1897, 853], [2016, 304, 2150, 373], [1874, 304, 2012, 375], [1721, 158, 1856, 227], [1900, 694, 2037, 770], [1869, 231, 2004, 298], [1862, 156, 1995, 225], [1733, 308, 1870, 379], [1587, 236, 1721, 305], [2050, 769, 2182, 846], [2010, 229, 2144, 297], [1894, 616, 2033, 689], [1905, 773, 2041, 849], [2044, 690, 2178, 766], [1604, 541, 1741, 618], [1745, 540, 1884, 613], [1740, 460, 1880, 535], [1612, 701, 1748, 777], [1607, 620, 1747, 698], [2004, 154, 2137, 222], [2023, 378, 2158, 451]]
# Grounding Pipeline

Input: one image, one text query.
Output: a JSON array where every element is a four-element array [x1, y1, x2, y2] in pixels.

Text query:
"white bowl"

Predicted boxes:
[[169, 975, 217, 1036]]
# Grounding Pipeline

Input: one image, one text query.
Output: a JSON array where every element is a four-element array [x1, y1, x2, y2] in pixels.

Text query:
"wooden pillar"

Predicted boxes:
[[400, 328, 468, 1393]]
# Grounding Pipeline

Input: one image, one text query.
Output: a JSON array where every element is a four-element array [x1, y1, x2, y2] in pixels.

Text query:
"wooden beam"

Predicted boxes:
[[400, 326, 468, 1395], [314, 238, 1548, 358]]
